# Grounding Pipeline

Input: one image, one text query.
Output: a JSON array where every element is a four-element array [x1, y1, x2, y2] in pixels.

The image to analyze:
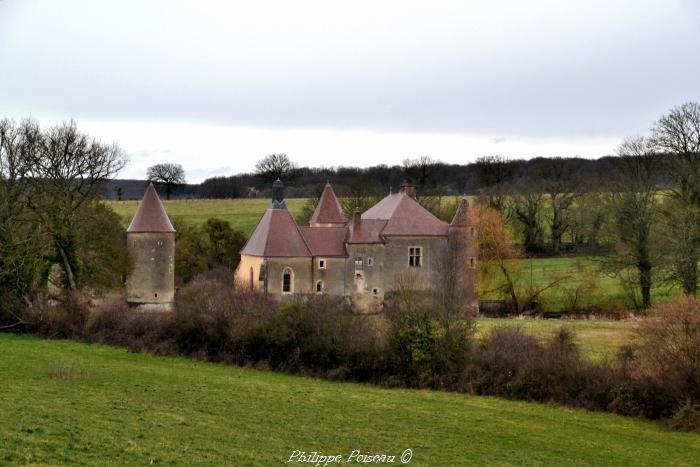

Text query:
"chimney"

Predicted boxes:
[[353, 210, 362, 230], [400, 179, 416, 199], [270, 179, 286, 209]]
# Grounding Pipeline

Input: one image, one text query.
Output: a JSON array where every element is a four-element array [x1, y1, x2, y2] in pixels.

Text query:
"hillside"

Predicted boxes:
[[1, 334, 698, 465]]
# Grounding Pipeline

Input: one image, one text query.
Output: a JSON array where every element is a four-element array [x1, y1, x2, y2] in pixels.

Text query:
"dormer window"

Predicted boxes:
[[318, 259, 326, 269]]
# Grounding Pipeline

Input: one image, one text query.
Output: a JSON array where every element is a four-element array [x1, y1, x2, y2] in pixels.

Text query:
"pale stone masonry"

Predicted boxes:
[[236, 180, 479, 314], [125, 183, 175, 310]]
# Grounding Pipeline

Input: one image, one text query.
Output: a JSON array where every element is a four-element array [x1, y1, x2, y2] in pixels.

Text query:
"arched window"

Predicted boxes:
[[316, 280, 323, 294], [282, 267, 294, 294]]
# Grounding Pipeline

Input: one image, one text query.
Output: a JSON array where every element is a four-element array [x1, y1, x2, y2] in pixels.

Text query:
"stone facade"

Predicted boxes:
[[236, 180, 479, 314]]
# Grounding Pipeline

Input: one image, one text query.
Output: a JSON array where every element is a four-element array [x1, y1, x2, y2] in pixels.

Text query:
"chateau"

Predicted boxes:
[[124, 180, 478, 313], [235, 180, 478, 312]]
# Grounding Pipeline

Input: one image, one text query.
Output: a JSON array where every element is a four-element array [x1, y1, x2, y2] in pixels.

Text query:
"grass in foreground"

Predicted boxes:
[[1, 334, 698, 465]]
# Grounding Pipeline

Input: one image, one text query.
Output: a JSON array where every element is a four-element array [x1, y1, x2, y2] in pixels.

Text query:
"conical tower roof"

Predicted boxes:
[[450, 198, 473, 227], [310, 183, 346, 225], [127, 183, 175, 233], [240, 207, 311, 257]]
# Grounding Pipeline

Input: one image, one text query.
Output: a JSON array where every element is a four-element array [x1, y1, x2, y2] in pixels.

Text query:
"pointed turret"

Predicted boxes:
[[125, 183, 175, 310], [310, 183, 347, 227], [450, 197, 474, 228], [127, 183, 175, 233]]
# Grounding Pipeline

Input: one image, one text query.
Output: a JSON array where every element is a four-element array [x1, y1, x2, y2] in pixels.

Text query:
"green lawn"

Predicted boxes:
[[476, 317, 637, 360], [0, 334, 698, 465]]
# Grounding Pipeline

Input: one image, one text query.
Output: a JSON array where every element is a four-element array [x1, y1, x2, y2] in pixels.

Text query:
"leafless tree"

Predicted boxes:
[[27, 120, 127, 290], [509, 178, 546, 253], [652, 102, 700, 296], [147, 162, 185, 200], [474, 155, 515, 215], [539, 158, 582, 254], [603, 136, 662, 309], [254, 153, 296, 182]]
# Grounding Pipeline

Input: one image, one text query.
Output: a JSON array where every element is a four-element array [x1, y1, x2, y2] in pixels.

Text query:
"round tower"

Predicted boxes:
[[448, 197, 479, 316], [125, 183, 175, 310]]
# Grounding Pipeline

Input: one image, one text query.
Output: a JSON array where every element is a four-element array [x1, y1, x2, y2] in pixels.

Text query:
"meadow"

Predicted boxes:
[[1, 333, 698, 466], [108, 198, 678, 313]]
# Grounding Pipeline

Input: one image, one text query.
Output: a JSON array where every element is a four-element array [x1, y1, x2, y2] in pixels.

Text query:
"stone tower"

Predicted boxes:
[[448, 197, 479, 315], [125, 183, 175, 310]]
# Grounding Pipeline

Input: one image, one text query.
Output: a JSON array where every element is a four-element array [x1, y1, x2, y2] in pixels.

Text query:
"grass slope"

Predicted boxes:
[[1, 334, 698, 465]]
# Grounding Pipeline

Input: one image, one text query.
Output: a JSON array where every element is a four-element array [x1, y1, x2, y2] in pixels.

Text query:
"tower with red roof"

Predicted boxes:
[[125, 183, 176, 309]]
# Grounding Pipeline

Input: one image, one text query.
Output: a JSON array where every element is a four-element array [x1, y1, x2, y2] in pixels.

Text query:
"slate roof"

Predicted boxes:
[[299, 227, 348, 256], [310, 183, 347, 225], [240, 208, 312, 257], [450, 198, 474, 227], [362, 192, 448, 237], [127, 183, 175, 233]]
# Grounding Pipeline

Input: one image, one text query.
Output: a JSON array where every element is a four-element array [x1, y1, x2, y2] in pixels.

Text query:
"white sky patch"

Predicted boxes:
[[76, 120, 618, 182]]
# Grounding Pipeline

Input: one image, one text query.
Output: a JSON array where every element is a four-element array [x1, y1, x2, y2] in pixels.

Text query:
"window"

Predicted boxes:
[[372, 288, 379, 295], [470, 258, 476, 269], [318, 259, 326, 269], [355, 257, 363, 270], [316, 281, 324, 294], [367, 258, 373, 267], [282, 268, 293, 294], [408, 247, 422, 267]]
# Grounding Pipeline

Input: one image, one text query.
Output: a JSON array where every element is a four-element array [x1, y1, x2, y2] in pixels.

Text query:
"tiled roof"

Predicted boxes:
[[127, 183, 175, 233], [310, 183, 347, 225], [450, 198, 474, 227], [347, 219, 387, 244], [240, 208, 311, 257], [299, 226, 348, 256], [362, 192, 448, 237]]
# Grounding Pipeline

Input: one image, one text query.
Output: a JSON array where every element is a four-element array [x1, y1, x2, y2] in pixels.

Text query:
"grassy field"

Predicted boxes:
[[1, 333, 698, 466], [476, 317, 637, 360], [107, 198, 309, 236]]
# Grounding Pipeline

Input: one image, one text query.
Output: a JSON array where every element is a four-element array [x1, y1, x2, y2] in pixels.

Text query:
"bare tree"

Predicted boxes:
[[603, 136, 662, 309], [510, 178, 546, 253], [254, 153, 296, 182], [474, 155, 516, 216], [540, 158, 582, 254], [651, 102, 700, 296], [27, 120, 127, 290], [147, 163, 185, 200]]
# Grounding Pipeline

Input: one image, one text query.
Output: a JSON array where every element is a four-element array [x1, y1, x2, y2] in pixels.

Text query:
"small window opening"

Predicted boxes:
[[318, 259, 326, 269], [470, 257, 476, 269], [367, 258, 373, 266], [282, 268, 293, 294], [154, 292, 158, 298], [316, 281, 323, 294], [372, 288, 379, 295], [408, 247, 422, 267]]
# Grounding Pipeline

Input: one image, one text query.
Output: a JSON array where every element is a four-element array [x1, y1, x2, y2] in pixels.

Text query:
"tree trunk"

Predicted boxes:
[[638, 258, 652, 309], [56, 241, 77, 291]]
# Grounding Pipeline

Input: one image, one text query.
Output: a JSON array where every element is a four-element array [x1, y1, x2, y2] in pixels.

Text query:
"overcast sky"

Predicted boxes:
[[1, 0, 699, 182]]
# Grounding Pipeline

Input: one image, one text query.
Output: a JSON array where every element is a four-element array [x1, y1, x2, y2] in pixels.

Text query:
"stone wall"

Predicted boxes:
[[265, 257, 313, 296], [126, 232, 175, 304]]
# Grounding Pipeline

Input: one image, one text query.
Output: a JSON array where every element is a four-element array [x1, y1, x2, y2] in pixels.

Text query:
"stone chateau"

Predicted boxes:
[[125, 180, 478, 313]]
